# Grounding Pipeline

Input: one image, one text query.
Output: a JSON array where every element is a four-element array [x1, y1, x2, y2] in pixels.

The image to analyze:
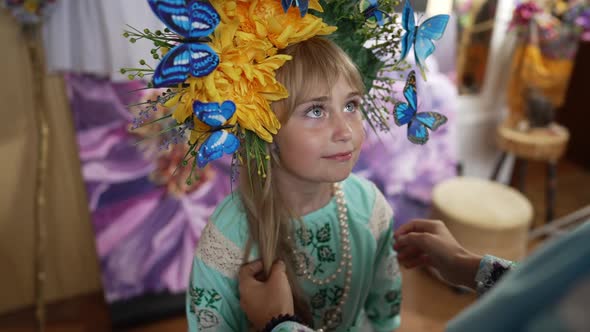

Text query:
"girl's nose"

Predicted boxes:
[[332, 111, 353, 142]]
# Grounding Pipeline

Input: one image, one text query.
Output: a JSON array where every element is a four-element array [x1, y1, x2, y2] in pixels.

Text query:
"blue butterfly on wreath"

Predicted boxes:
[[192, 100, 241, 168], [147, 0, 221, 87], [145, 1, 239, 168], [281, 0, 310, 17]]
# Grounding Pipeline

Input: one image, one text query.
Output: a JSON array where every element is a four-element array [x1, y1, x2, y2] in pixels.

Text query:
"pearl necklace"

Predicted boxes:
[[292, 182, 352, 331]]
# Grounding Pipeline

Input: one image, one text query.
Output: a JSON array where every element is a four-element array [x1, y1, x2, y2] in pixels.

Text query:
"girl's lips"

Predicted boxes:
[[323, 151, 353, 161]]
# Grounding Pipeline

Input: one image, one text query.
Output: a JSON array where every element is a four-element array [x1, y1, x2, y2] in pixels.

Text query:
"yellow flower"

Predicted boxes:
[[228, 0, 336, 49], [169, 0, 336, 144]]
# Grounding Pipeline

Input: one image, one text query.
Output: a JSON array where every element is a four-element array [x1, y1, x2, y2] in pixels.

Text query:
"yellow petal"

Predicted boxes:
[[309, 0, 323, 12], [274, 25, 294, 48], [173, 97, 192, 123], [164, 93, 181, 108]]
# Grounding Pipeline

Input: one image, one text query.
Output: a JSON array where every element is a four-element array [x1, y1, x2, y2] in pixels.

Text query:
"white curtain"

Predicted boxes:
[[42, 0, 164, 80]]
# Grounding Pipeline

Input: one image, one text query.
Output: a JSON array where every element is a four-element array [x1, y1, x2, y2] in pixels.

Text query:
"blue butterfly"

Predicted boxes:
[[359, 0, 386, 27], [281, 0, 309, 17], [147, 0, 220, 88], [393, 70, 447, 145], [193, 100, 240, 167], [399, 0, 449, 79]]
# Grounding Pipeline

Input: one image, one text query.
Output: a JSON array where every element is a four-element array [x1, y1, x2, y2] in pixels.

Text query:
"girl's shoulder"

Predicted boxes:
[[209, 191, 249, 230], [343, 174, 394, 238], [194, 192, 252, 279], [209, 192, 247, 227]]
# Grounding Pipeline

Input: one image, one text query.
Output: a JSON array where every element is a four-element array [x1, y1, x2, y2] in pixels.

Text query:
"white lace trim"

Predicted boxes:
[[195, 222, 243, 279], [369, 187, 394, 240], [385, 253, 401, 280]]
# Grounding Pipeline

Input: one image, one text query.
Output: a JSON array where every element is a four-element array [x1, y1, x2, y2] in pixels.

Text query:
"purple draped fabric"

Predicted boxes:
[[66, 74, 232, 302]]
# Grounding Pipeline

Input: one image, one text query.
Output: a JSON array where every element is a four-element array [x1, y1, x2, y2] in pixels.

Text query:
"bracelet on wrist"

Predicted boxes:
[[261, 313, 304, 332]]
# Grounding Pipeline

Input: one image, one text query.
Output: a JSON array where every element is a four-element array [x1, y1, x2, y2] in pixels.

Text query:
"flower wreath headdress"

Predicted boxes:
[[123, 0, 447, 185]]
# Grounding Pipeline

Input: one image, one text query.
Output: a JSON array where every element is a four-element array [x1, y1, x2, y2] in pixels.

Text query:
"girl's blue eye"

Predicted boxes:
[[306, 105, 325, 118], [344, 101, 358, 113]]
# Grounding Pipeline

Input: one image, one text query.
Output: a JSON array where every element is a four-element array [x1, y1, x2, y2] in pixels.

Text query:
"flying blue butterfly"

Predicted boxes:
[[281, 0, 309, 17], [399, 0, 449, 79], [359, 0, 387, 27], [393, 70, 447, 145], [147, 0, 220, 88], [193, 100, 240, 167]]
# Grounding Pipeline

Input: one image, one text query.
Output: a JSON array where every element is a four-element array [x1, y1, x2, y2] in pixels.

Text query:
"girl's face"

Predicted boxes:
[[274, 75, 365, 184]]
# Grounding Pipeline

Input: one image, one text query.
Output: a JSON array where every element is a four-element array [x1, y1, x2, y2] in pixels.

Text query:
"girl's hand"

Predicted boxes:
[[238, 260, 294, 330], [394, 219, 482, 289]]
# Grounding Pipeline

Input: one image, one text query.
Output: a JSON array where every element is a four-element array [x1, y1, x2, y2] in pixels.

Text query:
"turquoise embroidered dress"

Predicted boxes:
[[186, 174, 402, 331]]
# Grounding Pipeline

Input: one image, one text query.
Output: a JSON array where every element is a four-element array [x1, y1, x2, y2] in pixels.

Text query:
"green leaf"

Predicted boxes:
[[189, 286, 205, 306], [311, 290, 327, 309], [329, 286, 344, 306], [297, 228, 313, 246], [317, 245, 336, 262], [316, 223, 332, 243]]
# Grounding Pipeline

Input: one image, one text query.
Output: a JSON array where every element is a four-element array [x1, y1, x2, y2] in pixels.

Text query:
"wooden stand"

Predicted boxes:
[[491, 122, 570, 223], [432, 177, 533, 261]]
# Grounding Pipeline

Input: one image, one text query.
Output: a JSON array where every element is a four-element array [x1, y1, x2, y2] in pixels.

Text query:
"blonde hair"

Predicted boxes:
[[239, 37, 364, 325]]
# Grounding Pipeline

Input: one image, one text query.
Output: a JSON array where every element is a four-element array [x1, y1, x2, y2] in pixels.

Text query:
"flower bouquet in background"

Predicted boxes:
[[506, 0, 590, 129]]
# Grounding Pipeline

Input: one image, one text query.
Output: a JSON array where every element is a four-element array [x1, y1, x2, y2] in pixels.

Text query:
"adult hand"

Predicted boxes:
[[238, 260, 294, 330], [394, 219, 482, 288]]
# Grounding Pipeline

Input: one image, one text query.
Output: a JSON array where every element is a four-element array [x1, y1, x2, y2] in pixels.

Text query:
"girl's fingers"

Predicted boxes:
[[397, 246, 424, 260], [394, 219, 443, 238], [239, 260, 264, 281], [400, 254, 430, 269]]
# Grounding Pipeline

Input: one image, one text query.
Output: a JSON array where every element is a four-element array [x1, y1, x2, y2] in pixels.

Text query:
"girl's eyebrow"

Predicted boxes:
[[301, 91, 362, 104], [302, 96, 329, 104], [346, 91, 362, 99]]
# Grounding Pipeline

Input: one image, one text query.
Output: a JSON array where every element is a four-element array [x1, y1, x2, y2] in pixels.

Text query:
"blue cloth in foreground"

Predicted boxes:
[[447, 220, 590, 332]]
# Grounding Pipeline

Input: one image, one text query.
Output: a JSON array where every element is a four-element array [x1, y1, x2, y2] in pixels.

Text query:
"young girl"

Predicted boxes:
[[186, 37, 402, 331]]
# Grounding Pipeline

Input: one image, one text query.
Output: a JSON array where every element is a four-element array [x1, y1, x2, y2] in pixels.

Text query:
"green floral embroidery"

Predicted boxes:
[[367, 289, 402, 321], [188, 281, 223, 312], [385, 289, 398, 302], [317, 245, 336, 263], [295, 222, 337, 276], [311, 289, 327, 309], [385, 289, 402, 318], [329, 286, 344, 306], [316, 223, 331, 243], [297, 228, 313, 246], [196, 309, 220, 330], [310, 285, 344, 321]]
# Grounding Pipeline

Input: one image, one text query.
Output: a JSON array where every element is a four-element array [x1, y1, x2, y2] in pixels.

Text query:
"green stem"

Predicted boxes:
[[123, 68, 155, 72], [172, 142, 198, 177]]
